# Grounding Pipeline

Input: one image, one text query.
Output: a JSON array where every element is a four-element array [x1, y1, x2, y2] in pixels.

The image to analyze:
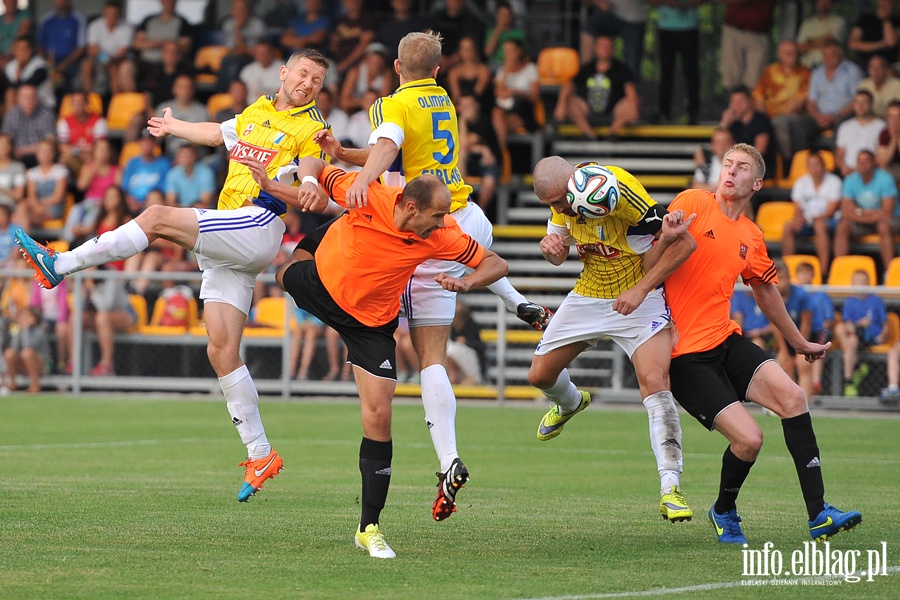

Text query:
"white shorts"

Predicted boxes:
[[534, 288, 672, 359], [401, 202, 494, 327], [192, 206, 286, 315]]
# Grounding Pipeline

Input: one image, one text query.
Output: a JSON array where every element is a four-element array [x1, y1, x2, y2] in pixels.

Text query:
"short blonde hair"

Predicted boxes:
[[398, 31, 442, 80], [724, 143, 765, 180]]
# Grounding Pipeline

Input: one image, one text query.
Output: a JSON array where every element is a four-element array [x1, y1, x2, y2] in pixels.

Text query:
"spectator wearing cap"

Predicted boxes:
[[339, 42, 394, 114], [835, 89, 884, 176], [117, 130, 170, 214], [329, 0, 377, 77]]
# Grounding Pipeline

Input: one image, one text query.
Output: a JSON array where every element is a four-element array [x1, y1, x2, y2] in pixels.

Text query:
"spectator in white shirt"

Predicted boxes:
[[836, 89, 885, 176], [782, 151, 843, 272]]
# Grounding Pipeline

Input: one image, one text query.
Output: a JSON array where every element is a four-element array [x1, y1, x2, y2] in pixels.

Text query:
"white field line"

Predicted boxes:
[[514, 565, 900, 600]]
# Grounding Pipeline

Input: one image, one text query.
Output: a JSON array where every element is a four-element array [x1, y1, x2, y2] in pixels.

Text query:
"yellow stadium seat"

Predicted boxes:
[[827, 255, 877, 286], [194, 45, 228, 87], [868, 313, 900, 354], [536, 47, 580, 86], [58, 92, 104, 119], [755, 201, 795, 242], [107, 92, 149, 133], [782, 254, 822, 285], [777, 149, 835, 189], [886, 257, 900, 287], [206, 93, 233, 119], [128, 294, 149, 333], [244, 296, 288, 337]]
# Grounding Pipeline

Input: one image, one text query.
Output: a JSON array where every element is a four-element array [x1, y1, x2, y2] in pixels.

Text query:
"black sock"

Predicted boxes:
[[714, 446, 755, 514], [782, 413, 826, 520], [359, 437, 392, 530]]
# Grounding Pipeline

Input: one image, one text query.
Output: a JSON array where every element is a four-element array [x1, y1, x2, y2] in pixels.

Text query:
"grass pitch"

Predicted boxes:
[[1, 395, 898, 599]]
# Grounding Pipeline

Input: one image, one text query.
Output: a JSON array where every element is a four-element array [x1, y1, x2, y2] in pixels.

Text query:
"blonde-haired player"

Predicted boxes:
[[530, 157, 697, 522], [16, 49, 331, 502], [314, 30, 551, 520]]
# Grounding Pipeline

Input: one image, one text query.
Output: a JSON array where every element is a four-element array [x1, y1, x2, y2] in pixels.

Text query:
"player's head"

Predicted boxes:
[[397, 31, 442, 81], [533, 155, 577, 216], [719, 143, 764, 202], [280, 48, 329, 108], [795, 262, 816, 284], [400, 174, 451, 239]]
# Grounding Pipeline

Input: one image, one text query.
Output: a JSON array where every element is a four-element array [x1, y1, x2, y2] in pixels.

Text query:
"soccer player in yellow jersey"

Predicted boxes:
[[313, 31, 552, 520], [529, 156, 699, 522], [15, 49, 331, 502]]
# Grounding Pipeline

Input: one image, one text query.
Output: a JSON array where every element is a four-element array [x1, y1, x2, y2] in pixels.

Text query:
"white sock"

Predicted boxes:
[[220, 365, 271, 460], [642, 391, 684, 495], [487, 277, 528, 313], [55, 220, 149, 275], [540, 369, 582, 414], [420, 364, 458, 472]]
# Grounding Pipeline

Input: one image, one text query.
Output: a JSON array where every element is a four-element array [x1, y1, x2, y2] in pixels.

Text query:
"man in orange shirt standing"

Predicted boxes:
[[239, 154, 507, 559], [662, 143, 862, 544]]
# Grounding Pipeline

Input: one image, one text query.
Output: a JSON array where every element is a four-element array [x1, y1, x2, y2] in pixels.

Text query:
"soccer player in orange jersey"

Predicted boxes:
[[662, 143, 862, 544], [238, 154, 508, 558], [16, 49, 331, 503]]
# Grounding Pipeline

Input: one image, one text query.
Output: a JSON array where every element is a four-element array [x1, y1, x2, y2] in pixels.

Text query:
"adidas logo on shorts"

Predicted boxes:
[[380, 359, 392, 370]]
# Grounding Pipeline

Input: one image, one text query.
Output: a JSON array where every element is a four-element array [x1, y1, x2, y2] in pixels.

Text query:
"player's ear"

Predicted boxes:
[[394, 59, 401, 76]]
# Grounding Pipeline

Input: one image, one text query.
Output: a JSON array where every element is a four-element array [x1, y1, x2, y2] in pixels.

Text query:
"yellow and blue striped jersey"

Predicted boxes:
[[220, 95, 328, 214], [549, 166, 664, 299], [369, 78, 473, 212]]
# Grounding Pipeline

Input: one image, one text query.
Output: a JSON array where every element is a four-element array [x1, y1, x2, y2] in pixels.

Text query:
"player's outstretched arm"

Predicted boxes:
[[436, 249, 508, 293], [752, 281, 830, 362], [148, 107, 224, 146], [313, 130, 371, 167]]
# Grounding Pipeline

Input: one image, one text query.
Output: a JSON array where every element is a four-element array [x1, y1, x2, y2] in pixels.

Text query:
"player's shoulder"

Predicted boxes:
[[670, 188, 715, 212]]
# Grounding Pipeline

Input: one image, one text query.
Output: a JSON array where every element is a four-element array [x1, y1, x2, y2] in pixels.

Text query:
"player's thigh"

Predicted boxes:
[[630, 327, 673, 395], [533, 291, 615, 355], [453, 202, 493, 248], [529, 341, 590, 387], [194, 206, 285, 274], [669, 343, 743, 431], [711, 401, 762, 454], [409, 324, 451, 367], [402, 258, 460, 325], [746, 360, 809, 418], [136, 204, 199, 248], [204, 300, 249, 352]]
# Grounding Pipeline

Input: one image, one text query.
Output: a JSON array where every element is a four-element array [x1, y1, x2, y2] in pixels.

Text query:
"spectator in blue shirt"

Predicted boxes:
[[773, 259, 815, 399], [730, 289, 773, 351], [834, 269, 886, 397], [36, 0, 86, 92], [795, 260, 835, 396], [834, 149, 898, 270], [165, 145, 214, 208], [119, 131, 170, 214]]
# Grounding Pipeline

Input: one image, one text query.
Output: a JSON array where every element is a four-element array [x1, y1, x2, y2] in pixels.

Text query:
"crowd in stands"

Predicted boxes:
[[3, 0, 900, 397]]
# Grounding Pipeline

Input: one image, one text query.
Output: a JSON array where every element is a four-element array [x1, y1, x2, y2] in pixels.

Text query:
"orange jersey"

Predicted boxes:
[[316, 165, 485, 326], [664, 189, 777, 357]]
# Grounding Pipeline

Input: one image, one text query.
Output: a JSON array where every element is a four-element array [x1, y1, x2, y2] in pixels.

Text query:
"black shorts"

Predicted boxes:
[[281, 260, 398, 379], [669, 332, 774, 431]]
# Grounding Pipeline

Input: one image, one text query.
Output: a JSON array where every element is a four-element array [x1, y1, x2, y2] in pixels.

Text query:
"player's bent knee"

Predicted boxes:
[[527, 366, 556, 389]]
